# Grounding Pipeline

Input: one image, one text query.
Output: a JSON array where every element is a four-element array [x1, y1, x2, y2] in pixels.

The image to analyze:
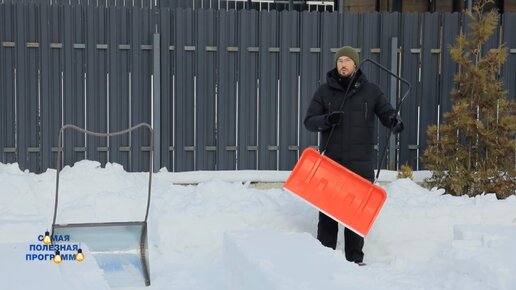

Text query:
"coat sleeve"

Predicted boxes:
[[304, 86, 331, 132], [374, 90, 396, 129]]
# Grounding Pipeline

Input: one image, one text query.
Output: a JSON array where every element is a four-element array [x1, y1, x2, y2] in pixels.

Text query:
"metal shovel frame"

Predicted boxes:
[[355, 59, 411, 180], [50, 123, 153, 287]]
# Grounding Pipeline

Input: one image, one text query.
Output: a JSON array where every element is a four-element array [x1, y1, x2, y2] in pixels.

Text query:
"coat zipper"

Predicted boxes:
[[364, 101, 368, 119]]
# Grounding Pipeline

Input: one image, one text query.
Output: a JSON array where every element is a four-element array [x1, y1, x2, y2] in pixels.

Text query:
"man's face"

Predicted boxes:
[[336, 56, 356, 77]]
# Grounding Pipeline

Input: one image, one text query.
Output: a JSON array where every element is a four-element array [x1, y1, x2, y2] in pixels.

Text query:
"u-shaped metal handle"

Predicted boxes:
[[51, 123, 154, 230]]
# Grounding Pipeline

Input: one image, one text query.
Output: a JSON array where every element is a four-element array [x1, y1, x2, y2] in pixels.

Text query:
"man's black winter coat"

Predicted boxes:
[[304, 68, 395, 181]]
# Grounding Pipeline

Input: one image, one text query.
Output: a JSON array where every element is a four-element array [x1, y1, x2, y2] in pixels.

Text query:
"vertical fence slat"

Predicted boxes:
[[108, 5, 120, 166], [40, 1, 57, 171], [196, 9, 217, 170], [399, 13, 420, 169], [16, 2, 40, 171], [72, 4, 87, 166], [237, 9, 259, 170], [361, 13, 381, 90], [63, 4, 86, 168], [1, 3, 17, 164], [160, 7, 174, 170], [174, 8, 196, 171], [419, 12, 441, 169], [217, 9, 238, 170], [319, 11, 338, 84], [143, 7, 153, 171], [86, 5, 108, 167], [0, 2, 4, 163], [258, 10, 280, 170], [440, 12, 460, 120], [140, 5, 152, 171], [420, 13, 441, 169], [278, 10, 299, 170], [318, 10, 338, 160], [131, 6, 153, 172], [109, 6, 131, 170], [359, 12, 381, 168], [338, 12, 359, 47], [63, 3, 74, 168], [299, 11, 319, 154], [377, 12, 399, 170], [28, 3, 40, 171], [359, 13, 380, 85]]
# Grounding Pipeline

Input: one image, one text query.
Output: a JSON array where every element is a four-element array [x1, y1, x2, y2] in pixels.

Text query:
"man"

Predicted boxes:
[[304, 46, 404, 265]]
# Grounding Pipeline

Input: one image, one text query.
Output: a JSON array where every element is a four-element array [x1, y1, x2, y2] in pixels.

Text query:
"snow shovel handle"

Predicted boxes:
[[51, 123, 154, 232], [356, 59, 411, 181]]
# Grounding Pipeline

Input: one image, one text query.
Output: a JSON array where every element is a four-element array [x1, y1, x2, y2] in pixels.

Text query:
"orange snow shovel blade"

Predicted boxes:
[[283, 148, 386, 237]]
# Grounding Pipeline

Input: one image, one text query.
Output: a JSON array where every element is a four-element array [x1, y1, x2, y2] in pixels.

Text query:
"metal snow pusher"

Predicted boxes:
[[50, 123, 153, 287]]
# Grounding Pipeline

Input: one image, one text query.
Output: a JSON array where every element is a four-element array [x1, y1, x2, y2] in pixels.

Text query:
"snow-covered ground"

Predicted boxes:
[[0, 160, 515, 290]]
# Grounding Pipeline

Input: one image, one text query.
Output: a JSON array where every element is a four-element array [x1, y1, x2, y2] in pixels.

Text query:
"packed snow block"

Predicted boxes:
[[452, 225, 516, 290], [453, 225, 516, 244], [223, 230, 358, 290]]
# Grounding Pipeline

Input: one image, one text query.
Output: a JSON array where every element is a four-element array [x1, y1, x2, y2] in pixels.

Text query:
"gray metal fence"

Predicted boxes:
[[0, 0, 331, 11], [1, 2, 515, 173]]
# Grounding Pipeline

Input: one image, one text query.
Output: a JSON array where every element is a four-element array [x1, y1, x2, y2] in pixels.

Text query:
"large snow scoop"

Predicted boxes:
[[285, 58, 411, 237], [284, 148, 386, 236], [50, 123, 153, 287]]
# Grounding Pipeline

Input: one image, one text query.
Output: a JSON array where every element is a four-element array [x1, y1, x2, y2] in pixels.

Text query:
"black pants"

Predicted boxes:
[[317, 211, 364, 263]]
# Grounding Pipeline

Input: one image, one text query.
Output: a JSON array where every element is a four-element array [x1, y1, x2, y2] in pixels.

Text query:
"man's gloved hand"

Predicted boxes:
[[326, 111, 344, 126], [390, 113, 404, 134]]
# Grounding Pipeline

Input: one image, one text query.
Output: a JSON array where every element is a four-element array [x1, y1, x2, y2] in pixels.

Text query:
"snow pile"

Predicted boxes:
[[223, 230, 378, 290], [0, 160, 515, 289]]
